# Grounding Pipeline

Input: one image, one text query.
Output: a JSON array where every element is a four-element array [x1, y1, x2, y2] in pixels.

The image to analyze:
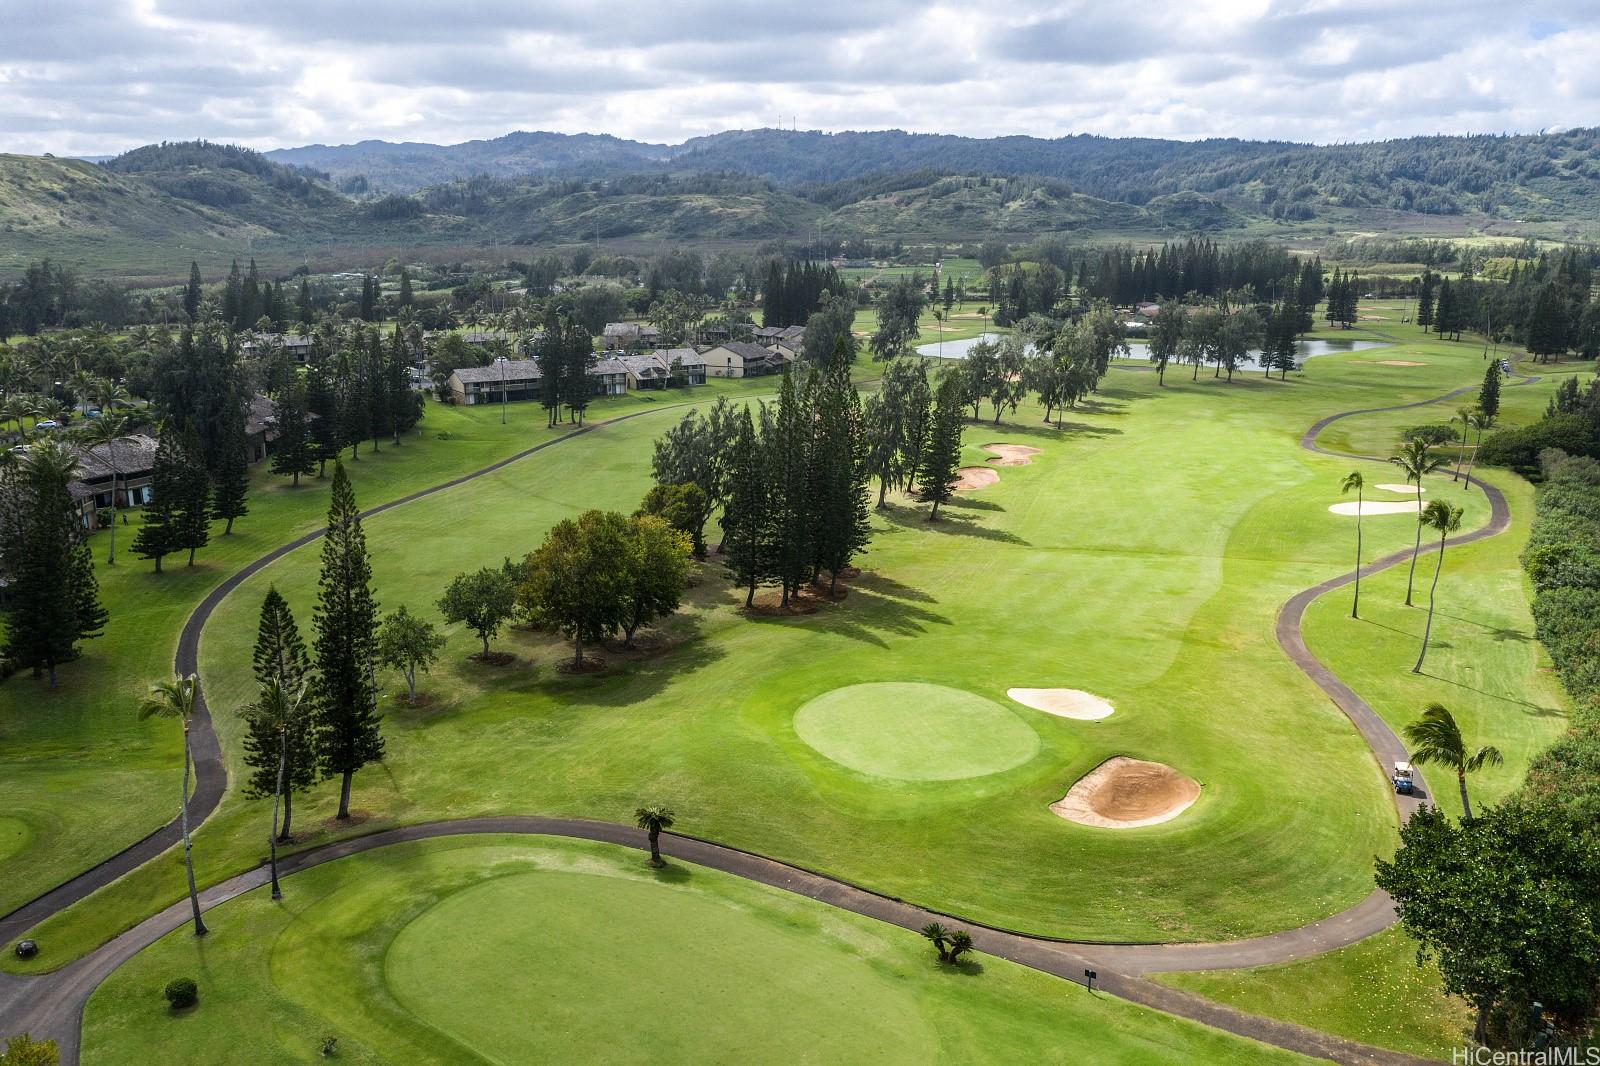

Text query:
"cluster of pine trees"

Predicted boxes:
[[269, 323, 425, 486], [1324, 269, 1362, 328], [721, 344, 874, 605], [1414, 252, 1600, 362], [0, 439, 107, 684], [237, 462, 384, 827], [859, 357, 968, 519], [761, 260, 848, 327]]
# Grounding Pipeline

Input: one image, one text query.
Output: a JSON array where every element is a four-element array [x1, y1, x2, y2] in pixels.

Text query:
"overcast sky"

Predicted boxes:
[[4, 0, 1597, 157]]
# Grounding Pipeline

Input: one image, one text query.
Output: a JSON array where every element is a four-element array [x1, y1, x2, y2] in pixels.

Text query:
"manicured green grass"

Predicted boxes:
[[0, 382, 774, 916], [1154, 928, 1472, 1060], [793, 682, 1041, 780], [82, 836, 1314, 1065], [8, 316, 1568, 1066]]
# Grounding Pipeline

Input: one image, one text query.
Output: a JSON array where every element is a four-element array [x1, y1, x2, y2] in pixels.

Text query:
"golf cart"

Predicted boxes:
[[1392, 761, 1415, 795]]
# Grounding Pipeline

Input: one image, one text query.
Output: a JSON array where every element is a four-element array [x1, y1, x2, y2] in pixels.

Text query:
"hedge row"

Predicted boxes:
[[1520, 450, 1600, 828]]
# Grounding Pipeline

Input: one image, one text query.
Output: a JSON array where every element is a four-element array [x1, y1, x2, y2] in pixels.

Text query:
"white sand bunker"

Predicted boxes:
[[1376, 484, 1425, 495], [1328, 500, 1422, 516], [983, 444, 1042, 467], [1007, 688, 1114, 720], [1375, 360, 1427, 367], [951, 467, 1000, 490], [1051, 757, 1201, 829]]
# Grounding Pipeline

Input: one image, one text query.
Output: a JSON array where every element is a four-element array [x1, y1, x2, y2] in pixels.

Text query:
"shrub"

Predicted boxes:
[[1478, 414, 1600, 474], [1402, 423, 1459, 447], [163, 977, 198, 1009]]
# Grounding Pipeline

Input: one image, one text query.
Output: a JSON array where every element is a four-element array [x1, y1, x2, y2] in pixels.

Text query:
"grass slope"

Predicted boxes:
[[0, 384, 765, 918], [82, 835, 1313, 1065]]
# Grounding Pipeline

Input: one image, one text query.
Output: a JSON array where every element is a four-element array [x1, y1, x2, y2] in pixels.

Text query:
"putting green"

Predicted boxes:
[[83, 837, 1309, 1065], [793, 682, 1041, 780], [0, 817, 29, 865], [385, 868, 933, 1062]]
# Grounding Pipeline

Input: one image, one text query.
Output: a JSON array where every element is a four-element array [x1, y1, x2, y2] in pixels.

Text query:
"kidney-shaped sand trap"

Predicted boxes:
[[1375, 360, 1428, 367], [982, 444, 1042, 467], [951, 467, 1000, 490], [1007, 688, 1114, 720], [1328, 500, 1422, 516], [1375, 483, 1425, 495], [1051, 757, 1201, 829]]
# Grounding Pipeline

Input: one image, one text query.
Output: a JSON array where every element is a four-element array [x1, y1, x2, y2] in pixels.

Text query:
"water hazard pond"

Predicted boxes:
[[913, 333, 1388, 364]]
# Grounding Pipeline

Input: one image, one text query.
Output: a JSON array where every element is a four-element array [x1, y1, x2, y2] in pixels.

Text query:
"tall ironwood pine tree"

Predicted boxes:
[[336, 342, 369, 460], [813, 339, 871, 594], [386, 327, 418, 443], [271, 381, 317, 486], [243, 586, 318, 838], [312, 461, 383, 820], [211, 412, 250, 534], [366, 330, 391, 450], [768, 366, 816, 606], [304, 363, 343, 476], [132, 423, 210, 571], [917, 374, 965, 521], [721, 405, 769, 606], [0, 442, 107, 684], [1479, 362, 1501, 419], [184, 261, 203, 320]]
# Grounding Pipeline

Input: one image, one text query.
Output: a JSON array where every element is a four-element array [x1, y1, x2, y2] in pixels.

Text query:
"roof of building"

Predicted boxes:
[[594, 356, 629, 376], [240, 332, 314, 350], [653, 346, 706, 366], [450, 358, 543, 385], [73, 433, 159, 481], [603, 321, 660, 337], [713, 340, 778, 363], [245, 394, 277, 438]]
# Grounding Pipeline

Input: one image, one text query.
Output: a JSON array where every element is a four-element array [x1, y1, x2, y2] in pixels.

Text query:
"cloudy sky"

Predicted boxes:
[[4, 0, 1597, 157]]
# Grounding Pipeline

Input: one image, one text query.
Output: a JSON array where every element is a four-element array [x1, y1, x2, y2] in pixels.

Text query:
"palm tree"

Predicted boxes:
[[1389, 438, 1447, 605], [1412, 500, 1463, 674], [65, 369, 96, 415], [76, 411, 132, 563], [0, 395, 29, 440], [634, 803, 675, 867], [1341, 470, 1366, 617], [1460, 411, 1496, 490], [920, 921, 953, 962], [91, 378, 132, 413], [1404, 702, 1503, 821], [138, 674, 209, 936], [1448, 406, 1476, 481], [253, 678, 306, 900]]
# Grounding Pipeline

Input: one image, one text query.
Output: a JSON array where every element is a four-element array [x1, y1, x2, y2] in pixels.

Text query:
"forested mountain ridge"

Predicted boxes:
[[265, 125, 1600, 223], [7, 129, 1600, 279]]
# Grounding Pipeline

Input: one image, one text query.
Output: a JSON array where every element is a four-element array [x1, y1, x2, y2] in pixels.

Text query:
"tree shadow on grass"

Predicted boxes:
[[850, 570, 937, 604], [878, 500, 1028, 546], [1414, 670, 1567, 717], [1436, 612, 1532, 643], [945, 494, 1004, 513], [743, 581, 954, 649], [539, 619, 729, 706], [648, 861, 693, 884], [976, 418, 1122, 440]]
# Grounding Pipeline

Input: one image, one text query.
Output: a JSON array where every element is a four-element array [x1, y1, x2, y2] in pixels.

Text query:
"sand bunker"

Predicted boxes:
[[1328, 500, 1422, 516], [1007, 688, 1114, 720], [1375, 360, 1427, 367], [983, 444, 1042, 467], [1375, 483, 1425, 495], [951, 467, 1000, 490], [1051, 757, 1200, 829]]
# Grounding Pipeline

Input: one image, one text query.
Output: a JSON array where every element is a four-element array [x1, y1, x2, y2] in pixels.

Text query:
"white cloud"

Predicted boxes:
[[0, 0, 1595, 156]]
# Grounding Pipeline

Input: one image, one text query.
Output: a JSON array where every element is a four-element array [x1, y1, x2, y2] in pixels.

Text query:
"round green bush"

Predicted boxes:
[[163, 977, 198, 1010]]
